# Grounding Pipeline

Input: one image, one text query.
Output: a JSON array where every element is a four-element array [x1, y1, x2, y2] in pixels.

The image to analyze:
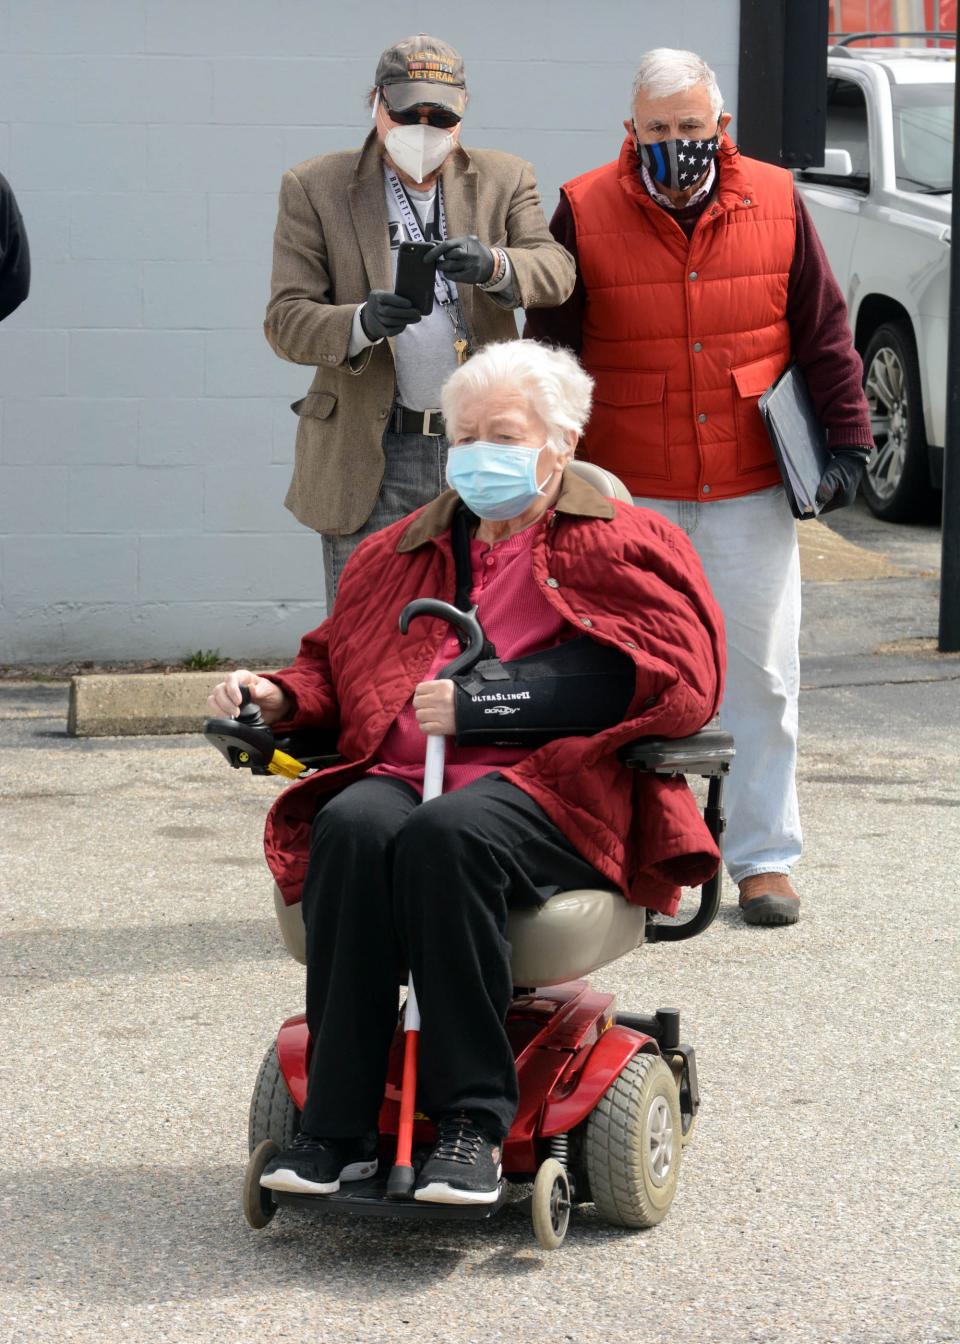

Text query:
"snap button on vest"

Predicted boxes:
[[702, 484, 711, 494], [689, 271, 699, 280], [693, 342, 702, 352], [546, 577, 559, 588], [581, 617, 593, 628], [698, 413, 707, 424]]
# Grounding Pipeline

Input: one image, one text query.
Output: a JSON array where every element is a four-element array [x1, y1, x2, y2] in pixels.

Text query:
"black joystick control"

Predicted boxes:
[[237, 684, 267, 730]]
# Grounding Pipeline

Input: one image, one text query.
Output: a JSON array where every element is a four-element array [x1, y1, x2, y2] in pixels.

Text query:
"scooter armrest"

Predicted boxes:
[[203, 717, 279, 774], [273, 727, 342, 770], [619, 727, 735, 777], [203, 718, 342, 774]]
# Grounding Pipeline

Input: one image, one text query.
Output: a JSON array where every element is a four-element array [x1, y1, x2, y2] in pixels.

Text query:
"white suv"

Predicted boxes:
[[795, 42, 954, 521]]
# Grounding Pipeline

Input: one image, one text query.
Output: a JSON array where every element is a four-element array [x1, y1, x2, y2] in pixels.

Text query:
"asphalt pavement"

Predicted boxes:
[[1, 501, 957, 1344]]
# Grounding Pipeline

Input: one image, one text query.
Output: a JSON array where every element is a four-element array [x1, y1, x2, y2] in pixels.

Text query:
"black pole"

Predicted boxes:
[[737, 0, 786, 165], [938, 60, 960, 651], [738, 0, 828, 170]]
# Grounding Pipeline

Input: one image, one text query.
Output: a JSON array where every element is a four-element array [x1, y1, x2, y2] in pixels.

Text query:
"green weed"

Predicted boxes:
[[182, 649, 224, 671]]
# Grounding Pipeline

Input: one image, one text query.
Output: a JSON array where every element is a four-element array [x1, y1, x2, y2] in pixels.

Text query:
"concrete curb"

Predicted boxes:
[[68, 671, 224, 737]]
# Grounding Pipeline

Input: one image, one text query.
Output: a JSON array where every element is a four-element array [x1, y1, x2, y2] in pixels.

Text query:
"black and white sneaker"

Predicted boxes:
[[414, 1112, 503, 1205], [260, 1131, 378, 1196]]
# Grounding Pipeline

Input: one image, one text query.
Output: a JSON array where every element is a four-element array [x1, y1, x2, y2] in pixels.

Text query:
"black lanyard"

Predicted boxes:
[[385, 169, 471, 356]]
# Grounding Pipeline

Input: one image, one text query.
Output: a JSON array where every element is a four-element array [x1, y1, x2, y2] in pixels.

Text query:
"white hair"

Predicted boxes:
[[630, 48, 723, 121], [441, 340, 593, 445]]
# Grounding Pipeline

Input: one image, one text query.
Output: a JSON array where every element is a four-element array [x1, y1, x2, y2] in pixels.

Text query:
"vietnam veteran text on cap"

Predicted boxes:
[[375, 35, 467, 115]]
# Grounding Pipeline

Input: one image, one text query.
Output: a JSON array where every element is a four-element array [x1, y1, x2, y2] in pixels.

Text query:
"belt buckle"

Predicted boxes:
[[422, 409, 433, 435]]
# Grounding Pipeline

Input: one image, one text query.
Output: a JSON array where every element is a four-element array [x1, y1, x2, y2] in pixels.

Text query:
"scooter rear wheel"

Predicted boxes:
[[249, 1042, 299, 1153], [585, 1053, 681, 1228], [667, 1052, 698, 1148]]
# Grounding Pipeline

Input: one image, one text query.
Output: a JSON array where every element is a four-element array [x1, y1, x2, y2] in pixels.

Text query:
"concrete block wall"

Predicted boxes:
[[0, 0, 739, 663]]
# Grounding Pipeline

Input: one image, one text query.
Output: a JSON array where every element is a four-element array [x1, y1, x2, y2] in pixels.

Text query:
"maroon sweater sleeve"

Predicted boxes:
[[787, 190, 873, 451], [522, 192, 585, 354]]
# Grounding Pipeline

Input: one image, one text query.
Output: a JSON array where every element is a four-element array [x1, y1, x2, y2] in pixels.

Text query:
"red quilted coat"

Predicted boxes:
[[263, 471, 726, 919]]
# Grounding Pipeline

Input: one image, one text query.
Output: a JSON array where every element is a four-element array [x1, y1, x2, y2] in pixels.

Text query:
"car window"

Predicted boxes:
[[891, 84, 954, 193], [801, 77, 870, 190], [825, 77, 871, 179]]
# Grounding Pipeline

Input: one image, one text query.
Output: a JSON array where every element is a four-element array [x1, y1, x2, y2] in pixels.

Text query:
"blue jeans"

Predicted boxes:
[[321, 429, 449, 613], [633, 486, 802, 884]]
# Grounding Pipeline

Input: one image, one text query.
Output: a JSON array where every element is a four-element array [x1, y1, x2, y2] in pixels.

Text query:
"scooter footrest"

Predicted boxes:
[[272, 1171, 508, 1221]]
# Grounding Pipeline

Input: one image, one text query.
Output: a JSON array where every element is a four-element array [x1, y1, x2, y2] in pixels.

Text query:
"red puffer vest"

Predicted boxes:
[[564, 136, 796, 501], [261, 472, 725, 919]]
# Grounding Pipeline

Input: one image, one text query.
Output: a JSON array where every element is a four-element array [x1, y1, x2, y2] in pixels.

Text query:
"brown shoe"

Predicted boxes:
[[738, 873, 800, 926]]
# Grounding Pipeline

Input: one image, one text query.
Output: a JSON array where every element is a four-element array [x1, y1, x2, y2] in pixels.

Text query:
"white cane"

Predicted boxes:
[[386, 599, 486, 1198]]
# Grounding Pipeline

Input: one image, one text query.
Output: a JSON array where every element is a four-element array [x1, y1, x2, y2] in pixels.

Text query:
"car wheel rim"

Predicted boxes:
[[865, 346, 908, 503], [645, 1095, 674, 1186]]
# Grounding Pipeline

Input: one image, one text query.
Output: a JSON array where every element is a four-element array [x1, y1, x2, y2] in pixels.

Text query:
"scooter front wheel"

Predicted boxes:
[[243, 1139, 280, 1229], [531, 1157, 571, 1250]]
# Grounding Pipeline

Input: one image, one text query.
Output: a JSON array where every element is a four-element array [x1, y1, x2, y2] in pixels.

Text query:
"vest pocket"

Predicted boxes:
[[731, 354, 783, 475], [590, 368, 669, 480]]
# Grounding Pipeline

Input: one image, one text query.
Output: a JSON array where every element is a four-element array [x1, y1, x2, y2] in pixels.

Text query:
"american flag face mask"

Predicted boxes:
[[634, 124, 721, 191]]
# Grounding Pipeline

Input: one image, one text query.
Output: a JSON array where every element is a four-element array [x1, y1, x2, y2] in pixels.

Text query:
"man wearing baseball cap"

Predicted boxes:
[[266, 35, 575, 610]]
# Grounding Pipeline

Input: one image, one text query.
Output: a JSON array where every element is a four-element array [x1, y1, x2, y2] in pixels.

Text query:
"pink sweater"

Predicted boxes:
[[370, 514, 567, 794]]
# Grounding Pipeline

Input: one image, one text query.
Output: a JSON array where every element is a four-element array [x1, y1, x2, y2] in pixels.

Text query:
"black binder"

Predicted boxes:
[[757, 363, 832, 520]]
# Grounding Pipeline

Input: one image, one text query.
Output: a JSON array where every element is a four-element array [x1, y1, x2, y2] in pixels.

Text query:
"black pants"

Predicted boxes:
[[298, 772, 609, 1142]]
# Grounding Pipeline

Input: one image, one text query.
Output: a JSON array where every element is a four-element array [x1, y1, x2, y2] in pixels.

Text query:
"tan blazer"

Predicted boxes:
[[265, 131, 576, 535]]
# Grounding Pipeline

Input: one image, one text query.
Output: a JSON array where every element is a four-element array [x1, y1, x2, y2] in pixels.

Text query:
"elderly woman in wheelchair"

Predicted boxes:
[[207, 339, 728, 1241]]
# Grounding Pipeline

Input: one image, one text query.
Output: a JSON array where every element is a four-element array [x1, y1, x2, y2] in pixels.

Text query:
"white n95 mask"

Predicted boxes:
[[384, 123, 454, 183]]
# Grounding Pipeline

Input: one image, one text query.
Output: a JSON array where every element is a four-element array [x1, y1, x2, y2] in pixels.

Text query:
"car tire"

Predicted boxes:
[[861, 321, 936, 522]]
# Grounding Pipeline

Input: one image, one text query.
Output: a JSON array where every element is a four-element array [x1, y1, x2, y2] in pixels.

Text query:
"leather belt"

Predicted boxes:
[[392, 405, 446, 437]]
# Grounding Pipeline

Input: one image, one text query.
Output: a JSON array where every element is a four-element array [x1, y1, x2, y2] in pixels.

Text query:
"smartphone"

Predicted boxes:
[[394, 241, 437, 316]]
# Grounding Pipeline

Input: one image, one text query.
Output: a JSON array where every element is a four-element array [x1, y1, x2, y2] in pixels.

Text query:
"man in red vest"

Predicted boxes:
[[526, 48, 873, 927]]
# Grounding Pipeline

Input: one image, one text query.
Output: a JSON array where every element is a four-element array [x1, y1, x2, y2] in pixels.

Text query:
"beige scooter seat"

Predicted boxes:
[[566, 459, 633, 504], [273, 884, 645, 989]]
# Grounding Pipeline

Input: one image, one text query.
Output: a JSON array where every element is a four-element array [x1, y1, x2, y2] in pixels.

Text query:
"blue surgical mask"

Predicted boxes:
[[446, 441, 551, 521]]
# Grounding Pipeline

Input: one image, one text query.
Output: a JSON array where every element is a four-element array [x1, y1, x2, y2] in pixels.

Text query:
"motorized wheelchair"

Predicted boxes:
[[203, 462, 734, 1250]]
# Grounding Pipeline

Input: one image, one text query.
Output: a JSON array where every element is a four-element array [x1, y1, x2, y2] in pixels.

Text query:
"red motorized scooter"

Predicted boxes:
[[205, 598, 733, 1250]]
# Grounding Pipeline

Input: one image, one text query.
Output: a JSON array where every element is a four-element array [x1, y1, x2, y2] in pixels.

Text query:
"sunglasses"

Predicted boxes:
[[381, 94, 461, 130]]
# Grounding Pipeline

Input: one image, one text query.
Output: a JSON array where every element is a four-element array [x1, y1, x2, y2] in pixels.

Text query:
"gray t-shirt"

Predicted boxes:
[[347, 165, 515, 411], [385, 175, 461, 412]]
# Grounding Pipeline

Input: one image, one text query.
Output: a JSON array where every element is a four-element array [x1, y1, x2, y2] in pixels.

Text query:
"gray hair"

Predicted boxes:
[[630, 48, 723, 121], [441, 340, 593, 445]]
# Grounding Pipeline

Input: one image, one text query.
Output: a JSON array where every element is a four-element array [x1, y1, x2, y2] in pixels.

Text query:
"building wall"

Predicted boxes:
[[0, 0, 739, 662]]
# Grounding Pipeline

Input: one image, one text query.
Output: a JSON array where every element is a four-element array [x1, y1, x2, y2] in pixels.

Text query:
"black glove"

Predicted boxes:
[[423, 235, 495, 285], [359, 290, 422, 341], [815, 449, 870, 515]]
